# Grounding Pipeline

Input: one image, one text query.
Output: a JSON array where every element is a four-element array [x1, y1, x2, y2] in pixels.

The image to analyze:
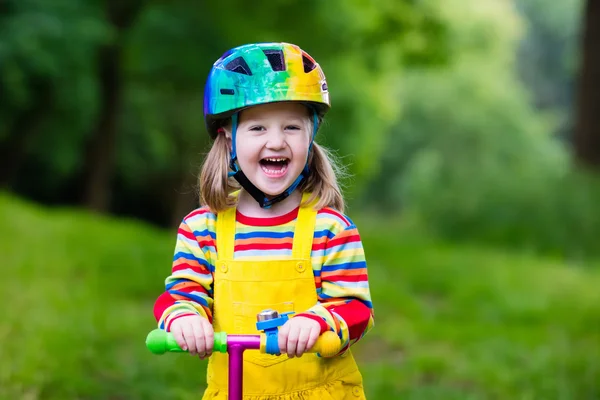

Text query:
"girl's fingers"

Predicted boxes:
[[295, 325, 311, 356], [305, 324, 320, 354], [192, 321, 206, 358], [278, 322, 290, 355], [172, 326, 187, 351], [286, 326, 300, 358], [182, 323, 197, 355], [200, 320, 214, 359]]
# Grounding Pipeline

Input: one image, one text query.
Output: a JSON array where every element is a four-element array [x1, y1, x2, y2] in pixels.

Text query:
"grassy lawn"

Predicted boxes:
[[1, 192, 598, 399]]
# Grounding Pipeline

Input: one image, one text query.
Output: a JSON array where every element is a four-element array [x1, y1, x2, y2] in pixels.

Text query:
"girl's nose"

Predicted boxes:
[[265, 129, 286, 149]]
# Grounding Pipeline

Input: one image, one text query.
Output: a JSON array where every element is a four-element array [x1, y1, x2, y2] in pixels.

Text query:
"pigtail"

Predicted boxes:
[[199, 133, 239, 212], [302, 142, 347, 213]]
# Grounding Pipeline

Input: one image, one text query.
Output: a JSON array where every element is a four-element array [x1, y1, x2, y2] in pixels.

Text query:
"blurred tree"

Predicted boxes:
[[0, 0, 109, 200], [0, 75, 51, 187], [573, 0, 600, 170], [80, 0, 145, 212], [362, 0, 554, 211], [514, 0, 582, 141], [1, 0, 452, 226], [0, 1, 107, 189], [361, 0, 600, 257]]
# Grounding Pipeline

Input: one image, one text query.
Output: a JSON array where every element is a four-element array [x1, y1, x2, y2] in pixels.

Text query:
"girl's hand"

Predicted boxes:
[[170, 315, 214, 359], [278, 316, 321, 358]]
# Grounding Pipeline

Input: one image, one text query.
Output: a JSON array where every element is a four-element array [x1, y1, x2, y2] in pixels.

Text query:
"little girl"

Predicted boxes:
[[153, 42, 374, 399]]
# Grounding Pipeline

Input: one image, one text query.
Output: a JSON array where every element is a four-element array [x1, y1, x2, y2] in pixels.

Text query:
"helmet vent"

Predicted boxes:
[[302, 53, 317, 73], [225, 57, 252, 75], [263, 49, 286, 71]]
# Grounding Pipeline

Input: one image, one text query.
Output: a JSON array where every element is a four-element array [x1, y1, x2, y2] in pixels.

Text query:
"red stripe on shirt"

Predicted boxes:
[[324, 273, 369, 282], [236, 207, 299, 226], [319, 208, 351, 226], [235, 242, 293, 251]]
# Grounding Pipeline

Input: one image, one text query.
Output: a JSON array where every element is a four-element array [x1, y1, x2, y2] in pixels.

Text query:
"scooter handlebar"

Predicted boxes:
[[146, 329, 341, 358]]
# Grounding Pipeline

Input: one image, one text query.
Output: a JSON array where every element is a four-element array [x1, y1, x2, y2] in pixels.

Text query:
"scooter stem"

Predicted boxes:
[[224, 335, 261, 400]]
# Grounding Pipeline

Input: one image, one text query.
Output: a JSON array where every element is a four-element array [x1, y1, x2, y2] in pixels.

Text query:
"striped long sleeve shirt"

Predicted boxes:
[[153, 205, 374, 355]]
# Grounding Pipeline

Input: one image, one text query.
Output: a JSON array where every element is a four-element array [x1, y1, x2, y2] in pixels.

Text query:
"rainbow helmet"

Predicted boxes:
[[203, 42, 330, 138]]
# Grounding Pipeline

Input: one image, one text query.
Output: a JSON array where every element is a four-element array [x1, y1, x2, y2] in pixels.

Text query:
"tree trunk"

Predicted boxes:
[[80, 44, 122, 211], [80, 1, 144, 212], [573, 0, 600, 169]]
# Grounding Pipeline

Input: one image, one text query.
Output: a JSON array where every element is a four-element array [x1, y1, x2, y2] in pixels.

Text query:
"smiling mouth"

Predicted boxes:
[[259, 157, 289, 177]]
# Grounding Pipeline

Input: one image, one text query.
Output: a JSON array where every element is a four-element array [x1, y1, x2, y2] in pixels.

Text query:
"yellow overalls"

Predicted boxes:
[[202, 194, 366, 399]]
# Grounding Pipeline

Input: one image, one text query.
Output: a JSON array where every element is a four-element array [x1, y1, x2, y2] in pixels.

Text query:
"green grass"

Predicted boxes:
[[1, 192, 599, 399]]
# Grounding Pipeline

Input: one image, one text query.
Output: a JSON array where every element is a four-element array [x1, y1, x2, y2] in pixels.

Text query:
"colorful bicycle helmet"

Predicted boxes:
[[203, 42, 331, 208], [204, 42, 330, 137]]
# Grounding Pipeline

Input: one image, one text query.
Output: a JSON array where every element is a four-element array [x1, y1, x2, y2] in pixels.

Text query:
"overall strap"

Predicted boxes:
[[216, 192, 318, 261], [216, 205, 236, 261], [291, 192, 318, 260]]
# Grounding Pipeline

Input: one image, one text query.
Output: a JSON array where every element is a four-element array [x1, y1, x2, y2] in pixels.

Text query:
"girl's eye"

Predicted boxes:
[[286, 125, 301, 130], [250, 126, 265, 131]]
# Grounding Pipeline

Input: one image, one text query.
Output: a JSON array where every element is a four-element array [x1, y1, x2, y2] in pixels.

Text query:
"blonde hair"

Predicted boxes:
[[198, 122, 347, 213]]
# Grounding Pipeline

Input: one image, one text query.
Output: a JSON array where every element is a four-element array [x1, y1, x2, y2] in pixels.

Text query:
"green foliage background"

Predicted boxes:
[[1, 0, 599, 398]]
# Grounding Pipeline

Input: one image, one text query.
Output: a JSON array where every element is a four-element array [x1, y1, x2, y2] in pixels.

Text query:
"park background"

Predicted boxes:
[[1, 0, 599, 399]]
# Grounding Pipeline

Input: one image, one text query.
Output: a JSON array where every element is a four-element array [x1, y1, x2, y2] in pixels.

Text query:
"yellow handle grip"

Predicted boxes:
[[309, 331, 342, 357], [260, 330, 341, 357]]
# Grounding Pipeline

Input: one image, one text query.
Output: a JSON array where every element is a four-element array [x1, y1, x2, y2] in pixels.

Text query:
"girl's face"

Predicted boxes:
[[229, 102, 311, 197]]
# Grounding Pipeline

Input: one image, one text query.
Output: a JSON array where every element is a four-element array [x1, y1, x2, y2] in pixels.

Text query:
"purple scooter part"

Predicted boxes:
[[224, 334, 261, 400], [146, 310, 341, 400]]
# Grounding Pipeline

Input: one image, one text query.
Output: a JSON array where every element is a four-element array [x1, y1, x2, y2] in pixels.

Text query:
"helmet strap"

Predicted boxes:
[[227, 109, 320, 209]]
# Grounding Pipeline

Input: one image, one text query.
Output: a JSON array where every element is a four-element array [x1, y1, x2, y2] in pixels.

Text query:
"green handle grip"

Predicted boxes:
[[146, 329, 228, 355]]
